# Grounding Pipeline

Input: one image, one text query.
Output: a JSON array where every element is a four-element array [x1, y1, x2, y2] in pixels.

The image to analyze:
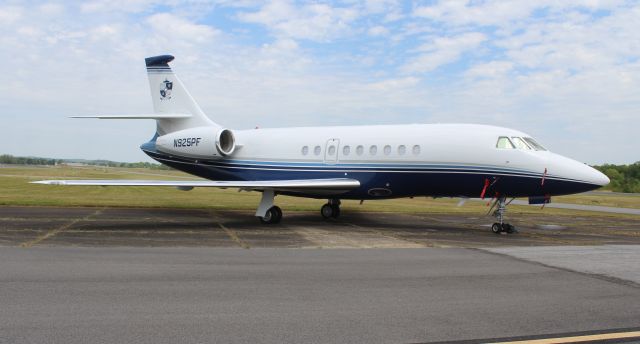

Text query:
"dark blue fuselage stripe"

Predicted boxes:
[[141, 149, 600, 199], [141, 149, 583, 184]]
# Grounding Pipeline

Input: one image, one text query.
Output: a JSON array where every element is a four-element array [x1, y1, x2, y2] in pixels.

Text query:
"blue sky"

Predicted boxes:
[[1, 0, 638, 164]]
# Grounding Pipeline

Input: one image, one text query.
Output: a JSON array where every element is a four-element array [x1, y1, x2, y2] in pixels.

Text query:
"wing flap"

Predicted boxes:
[[31, 178, 360, 192]]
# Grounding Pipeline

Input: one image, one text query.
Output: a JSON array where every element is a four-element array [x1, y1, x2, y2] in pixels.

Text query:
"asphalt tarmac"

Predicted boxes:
[[1, 206, 639, 343], [2, 206, 640, 248]]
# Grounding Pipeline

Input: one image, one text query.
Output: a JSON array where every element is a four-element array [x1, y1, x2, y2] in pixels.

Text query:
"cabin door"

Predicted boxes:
[[324, 139, 340, 164]]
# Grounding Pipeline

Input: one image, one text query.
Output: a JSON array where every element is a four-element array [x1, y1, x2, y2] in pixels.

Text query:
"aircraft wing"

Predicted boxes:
[[31, 178, 360, 194]]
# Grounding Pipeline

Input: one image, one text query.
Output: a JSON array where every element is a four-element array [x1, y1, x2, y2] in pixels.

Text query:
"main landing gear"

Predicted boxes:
[[490, 196, 517, 234], [321, 199, 341, 219], [256, 189, 282, 224], [256, 191, 342, 224], [259, 205, 282, 224]]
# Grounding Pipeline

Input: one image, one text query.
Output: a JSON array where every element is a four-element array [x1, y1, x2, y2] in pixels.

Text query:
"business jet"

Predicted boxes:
[[34, 55, 610, 234]]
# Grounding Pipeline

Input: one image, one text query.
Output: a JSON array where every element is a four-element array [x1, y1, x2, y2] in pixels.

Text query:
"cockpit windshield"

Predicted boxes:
[[522, 137, 547, 151], [511, 137, 532, 150], [496, 136, 548, 151], [496, 136, 515, 149]]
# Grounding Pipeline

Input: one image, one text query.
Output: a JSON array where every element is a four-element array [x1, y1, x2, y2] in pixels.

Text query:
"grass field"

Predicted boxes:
[[1, 165, 638, 217]]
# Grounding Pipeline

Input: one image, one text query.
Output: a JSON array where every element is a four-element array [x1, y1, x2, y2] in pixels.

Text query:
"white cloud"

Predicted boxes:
[[237, 0, 359, 41], [0, 5, 23, 25], [147, 13, 219, 43], [38, 3, 64, 16], [413, 0, 627, 27], [80, 0, 158, 13], [368, 25, 389, 36], [465, 61, 513, 79], [402, 32, 486, 73], [365, 77, 420, 91]]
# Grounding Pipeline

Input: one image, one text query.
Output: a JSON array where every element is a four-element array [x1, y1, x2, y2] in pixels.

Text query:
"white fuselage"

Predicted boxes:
[[145, 123, 609, 199]]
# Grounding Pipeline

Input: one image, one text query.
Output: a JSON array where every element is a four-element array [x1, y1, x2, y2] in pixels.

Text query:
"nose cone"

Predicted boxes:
[[587, 166, 610, 187], [547, 153, 610, 193]]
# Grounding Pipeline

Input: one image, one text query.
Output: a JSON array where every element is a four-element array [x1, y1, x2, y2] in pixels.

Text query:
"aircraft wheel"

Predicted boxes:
[[321, 204, 334, 219], [504, 223, 516, 234], [259, 206, 282, 224], [331, 205, 340, 218], [491, 223, 502, 234]]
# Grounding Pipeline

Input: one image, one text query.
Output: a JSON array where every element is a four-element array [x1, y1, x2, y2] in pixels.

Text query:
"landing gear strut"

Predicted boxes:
[[321, 199, 341, 219], [490, 196, 516, 234]]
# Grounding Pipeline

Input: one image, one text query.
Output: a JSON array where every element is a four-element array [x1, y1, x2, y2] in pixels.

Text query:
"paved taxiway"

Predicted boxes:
[[2, 206, 640, 248], [1, 206, 639, 343]]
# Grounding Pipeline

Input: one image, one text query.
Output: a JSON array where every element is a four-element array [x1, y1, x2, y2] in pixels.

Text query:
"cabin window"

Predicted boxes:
[[383, 145, 391, 155], [301, 146, 309, 155], [412, 145, 421, 155], [356, 145, 364, 155], [523, 137, 547, 151], [369, 145, 377, 155], [343, 145, 350, 155], [314, 146, 321, 155], [511, 137, 531, 150], [328, 145, 336, 156], [496, 137, 515, 149], [398, 145, 406, 155]]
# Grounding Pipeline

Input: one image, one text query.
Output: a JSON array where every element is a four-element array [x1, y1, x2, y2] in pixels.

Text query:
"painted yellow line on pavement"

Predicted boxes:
[[490, 330, 640, 344], [209, 211, 250, 249], [20, 208, 103, 248], [219, 223, 250, 249]]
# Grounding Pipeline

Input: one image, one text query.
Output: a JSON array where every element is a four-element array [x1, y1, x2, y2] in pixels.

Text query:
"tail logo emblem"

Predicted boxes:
[[159, 79, 173, 100]]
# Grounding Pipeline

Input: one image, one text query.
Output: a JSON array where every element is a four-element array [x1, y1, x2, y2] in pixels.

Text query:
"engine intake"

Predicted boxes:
[[216, 129, 236, 156]]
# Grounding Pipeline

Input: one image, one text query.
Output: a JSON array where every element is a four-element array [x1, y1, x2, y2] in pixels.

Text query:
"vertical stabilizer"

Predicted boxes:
[[145, 55, 217, 134]]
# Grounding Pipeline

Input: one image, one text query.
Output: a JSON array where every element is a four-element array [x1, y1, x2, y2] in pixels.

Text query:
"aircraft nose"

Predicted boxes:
[[548, 153, 610, 189], [587, 166, 610, 187]]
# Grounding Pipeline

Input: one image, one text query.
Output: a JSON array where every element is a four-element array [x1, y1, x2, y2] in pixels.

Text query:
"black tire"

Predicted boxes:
[[259, 210, 274, 224], [259, 206, 282, 224], [491, 223, 502, 234], [272, 206, 283, 224], [331, 205, 340, 218], [505, 224, 516, 234], [321, 204, 334, 219]]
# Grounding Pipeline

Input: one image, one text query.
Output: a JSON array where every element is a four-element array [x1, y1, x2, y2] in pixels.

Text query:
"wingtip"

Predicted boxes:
[[31, 180, 61, 185]]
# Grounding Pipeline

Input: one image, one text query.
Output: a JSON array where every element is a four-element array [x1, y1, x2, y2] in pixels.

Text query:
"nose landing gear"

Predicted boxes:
[[490, 196, 517, 234]]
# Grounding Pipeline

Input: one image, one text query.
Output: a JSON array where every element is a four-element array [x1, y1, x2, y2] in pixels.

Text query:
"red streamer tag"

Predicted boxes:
[[480, 178, 490, 199]]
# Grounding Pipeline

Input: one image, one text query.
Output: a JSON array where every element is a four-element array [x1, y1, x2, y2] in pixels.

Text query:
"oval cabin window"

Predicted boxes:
[[412, 145, 421, 155], [356, 145, 364, 155], [343, 146, 350, 155], [301, 146, 309, 155], [370, 145, 377, 155], [398, 145, 406, 155], [384, 145, 391, 155], [328, 146, 336, 156], [314, 146, 321, 155]]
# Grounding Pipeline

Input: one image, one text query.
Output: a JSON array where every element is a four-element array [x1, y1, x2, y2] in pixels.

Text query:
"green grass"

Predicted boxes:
[[1, 165, 638, 218]]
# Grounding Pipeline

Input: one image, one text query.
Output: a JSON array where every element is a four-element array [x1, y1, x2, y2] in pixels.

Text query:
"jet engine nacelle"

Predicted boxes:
[[156, 126, 236, 158]]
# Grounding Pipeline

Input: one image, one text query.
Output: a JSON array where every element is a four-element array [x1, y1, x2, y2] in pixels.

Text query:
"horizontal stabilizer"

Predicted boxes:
[[71, 113, 192, 119], [32, 178, 360, 193]]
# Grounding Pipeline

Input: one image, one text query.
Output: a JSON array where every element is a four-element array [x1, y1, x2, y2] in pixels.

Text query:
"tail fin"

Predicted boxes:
[[145, 55, 217, 134]]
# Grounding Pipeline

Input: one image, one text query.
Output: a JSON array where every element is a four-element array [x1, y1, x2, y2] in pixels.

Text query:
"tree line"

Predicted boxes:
[[594, 163, 640, 193], [0, 155, 58, 166], [0, 154, 171, 170]]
